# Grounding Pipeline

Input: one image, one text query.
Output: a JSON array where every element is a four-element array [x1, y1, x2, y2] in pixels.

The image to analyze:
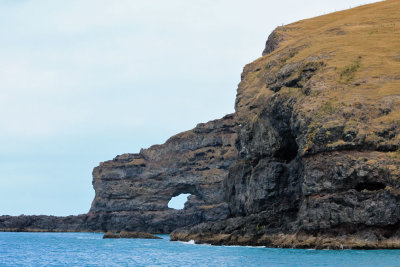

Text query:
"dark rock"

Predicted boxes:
[[103, 231, 162, 239], [262, 27, 285, 56], [103, 231, 119, 238], [0, 214, 90, 232]]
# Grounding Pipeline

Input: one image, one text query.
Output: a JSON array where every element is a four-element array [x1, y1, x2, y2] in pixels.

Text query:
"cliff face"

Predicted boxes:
[[2, 0, 400, 249], [171, 0, 400, 248]]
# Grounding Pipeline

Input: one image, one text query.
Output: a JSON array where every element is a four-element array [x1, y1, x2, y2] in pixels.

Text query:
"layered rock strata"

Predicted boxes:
[[86, 114, 238, 233]]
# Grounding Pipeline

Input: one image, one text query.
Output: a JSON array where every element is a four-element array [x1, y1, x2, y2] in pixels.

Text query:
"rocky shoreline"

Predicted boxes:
[[170, 232, 400, 250]]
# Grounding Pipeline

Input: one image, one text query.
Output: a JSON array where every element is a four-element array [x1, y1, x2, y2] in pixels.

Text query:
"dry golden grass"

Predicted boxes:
[[235, 0, 400, 150], [273, 0, 400, 100]]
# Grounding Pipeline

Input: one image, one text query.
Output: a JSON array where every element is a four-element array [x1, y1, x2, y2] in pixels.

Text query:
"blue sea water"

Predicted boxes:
[[1, 232, 400, 266]]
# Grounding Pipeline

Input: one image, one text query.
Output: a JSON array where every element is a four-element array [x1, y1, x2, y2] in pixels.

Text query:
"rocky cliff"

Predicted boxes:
[[171, 0, 400, 249], [2, 0, 400, 249]]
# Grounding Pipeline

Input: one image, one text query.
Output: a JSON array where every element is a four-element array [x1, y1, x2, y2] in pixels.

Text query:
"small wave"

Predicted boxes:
[[180, 240, 213, 246], [182, 240, 196, 245]]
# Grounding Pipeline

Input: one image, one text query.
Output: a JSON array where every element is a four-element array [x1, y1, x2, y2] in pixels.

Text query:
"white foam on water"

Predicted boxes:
[[179, 240, 212, 246]]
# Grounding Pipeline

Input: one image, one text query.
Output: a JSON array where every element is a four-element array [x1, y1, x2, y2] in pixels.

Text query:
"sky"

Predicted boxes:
[[0, 0, 379, 215]]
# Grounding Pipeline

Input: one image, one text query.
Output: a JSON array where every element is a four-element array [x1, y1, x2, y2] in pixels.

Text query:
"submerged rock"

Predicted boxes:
[[103, 232, 120, 239], [103, 231, 162, 239]]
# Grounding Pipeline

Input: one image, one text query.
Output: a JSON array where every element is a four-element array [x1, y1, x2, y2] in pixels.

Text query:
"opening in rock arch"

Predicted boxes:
[[168, 193, 191, 210]]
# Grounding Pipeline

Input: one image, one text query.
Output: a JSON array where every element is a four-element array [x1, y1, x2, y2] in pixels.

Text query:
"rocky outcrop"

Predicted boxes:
[[85, 114, 238, 233], [262, 27, 286, 56], [0, 214, 90, 232], [103, 231, 162, 239]]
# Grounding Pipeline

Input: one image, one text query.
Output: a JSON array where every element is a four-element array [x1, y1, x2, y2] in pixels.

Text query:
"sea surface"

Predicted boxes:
[[1, 232, 400, 266]]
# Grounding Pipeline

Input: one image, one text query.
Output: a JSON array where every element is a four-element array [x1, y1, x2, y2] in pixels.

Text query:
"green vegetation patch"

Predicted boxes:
[[339, 56, 362, 83]]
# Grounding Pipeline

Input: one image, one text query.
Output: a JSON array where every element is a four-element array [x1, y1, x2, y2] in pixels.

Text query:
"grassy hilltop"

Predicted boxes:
[[236, 0, 400, 156]]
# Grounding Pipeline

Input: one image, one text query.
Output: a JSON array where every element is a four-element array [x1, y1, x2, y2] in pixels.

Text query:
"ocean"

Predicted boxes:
[[1, 232, 400, 266]]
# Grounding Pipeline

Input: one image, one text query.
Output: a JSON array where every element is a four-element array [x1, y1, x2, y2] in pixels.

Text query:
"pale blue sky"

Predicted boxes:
[[0, 0, 378, 215]]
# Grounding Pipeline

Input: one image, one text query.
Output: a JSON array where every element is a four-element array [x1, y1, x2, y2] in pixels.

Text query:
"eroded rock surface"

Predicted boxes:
[[85, 114, 237, 233]]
